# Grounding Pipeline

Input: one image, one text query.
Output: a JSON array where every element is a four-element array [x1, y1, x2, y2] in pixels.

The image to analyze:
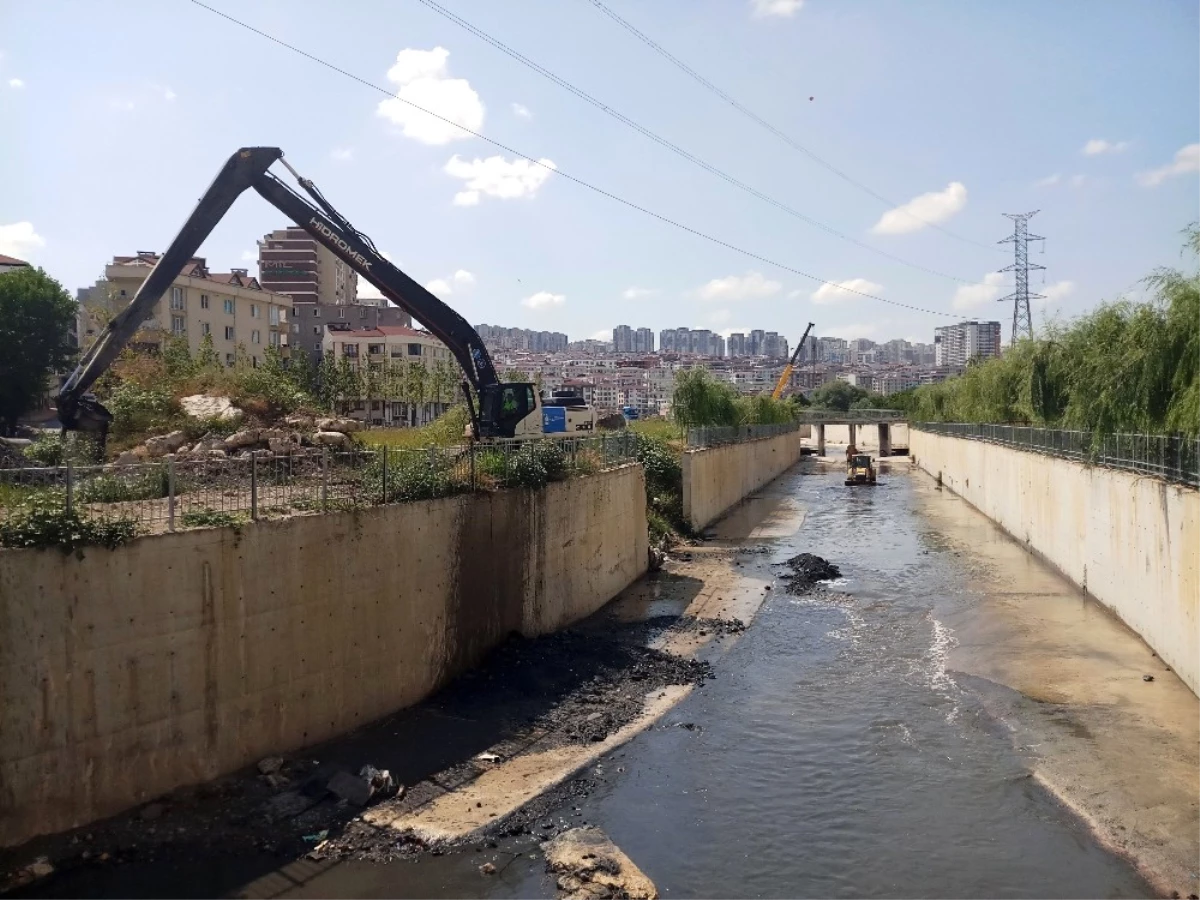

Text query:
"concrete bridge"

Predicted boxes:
[[796, 409, 907, 457]]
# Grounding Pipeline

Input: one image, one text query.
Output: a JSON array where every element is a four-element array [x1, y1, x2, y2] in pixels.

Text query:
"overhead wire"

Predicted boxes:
[[188, 0, 960, 318], [414, 0, 992, 287], [586, 0, 1006, 255]]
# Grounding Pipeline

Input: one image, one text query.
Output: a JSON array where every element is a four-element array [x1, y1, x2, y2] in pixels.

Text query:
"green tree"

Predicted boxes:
[[0, 268, 78, 434], [809, 380, 869, 411]]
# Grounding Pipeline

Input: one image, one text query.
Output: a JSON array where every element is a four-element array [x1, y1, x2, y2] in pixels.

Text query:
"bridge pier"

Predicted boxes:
[[816, 423, 825, 457], [847, 423, 857, 449], [878, 423, 892, 456]]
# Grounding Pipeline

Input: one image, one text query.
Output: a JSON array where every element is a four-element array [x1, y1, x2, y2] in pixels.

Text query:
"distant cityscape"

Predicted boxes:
[[63, 224, 1004, 424]]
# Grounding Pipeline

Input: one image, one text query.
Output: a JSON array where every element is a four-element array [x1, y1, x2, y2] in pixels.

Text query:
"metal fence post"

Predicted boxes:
[[250, 453, 258, 521], [381, 445, 389, 503], [321, 446, 329, 512], [601, 432, 608, 468], [167, 457, 176, 532], [65, 463, 73, 516], [469, 443, 476, 491]]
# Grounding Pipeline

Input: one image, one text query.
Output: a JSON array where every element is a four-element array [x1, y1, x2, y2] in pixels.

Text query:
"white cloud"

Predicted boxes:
[[871, 182, 967, 235], [358, 281, 385, 300], [109, 98, 135, 111], [425, 270, 474, 297], [1136, 143, 1200, 187], [750, 0, 803, 17], [1069, 174, 1087, 188], [522, 291, 565, 310], [622, 286, 658, 300], [444, 154, 556, 205], [696, 271, 781, 302], [1082, 138, 1129, 156], [512, 102, 532, 119], [708, 308, 732, 325], [7, 78, 23, 89], [811, 277, 883, 305], [821, 321, 886, 340], [0, 221, 45, 258], [152, 84, 176, 102], [1038, 280, 1075, 306], [953, 272, 1005, 310], [589, 329, 612, 341], [331, 147, 354, 162], [718, 326, 752, 339], [376, 47, 484, 145], [1035, 173, 1061, 187], [240, 249, 257, 262]]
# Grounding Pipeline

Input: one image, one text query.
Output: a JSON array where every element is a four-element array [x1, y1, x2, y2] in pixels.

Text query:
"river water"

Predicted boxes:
[[19, 458, 1159, 899]]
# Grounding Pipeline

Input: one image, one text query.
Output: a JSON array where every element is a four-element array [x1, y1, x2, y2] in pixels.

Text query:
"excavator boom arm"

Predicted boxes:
[[771, 321, 815, 400], [60, 147, 499, 436]]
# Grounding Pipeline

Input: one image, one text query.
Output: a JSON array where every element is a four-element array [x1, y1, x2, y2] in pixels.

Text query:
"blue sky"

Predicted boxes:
[[1, 0, 1197, 347]]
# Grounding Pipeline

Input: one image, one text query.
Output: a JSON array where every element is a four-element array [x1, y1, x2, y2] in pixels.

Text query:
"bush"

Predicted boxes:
[[366, 450, 461, 502], [106, 382, 180, 439], [76, 466, 170, 503], [180, 508, 243, 529], [22, 433, 64, 466], [0, 493, 139, 551]]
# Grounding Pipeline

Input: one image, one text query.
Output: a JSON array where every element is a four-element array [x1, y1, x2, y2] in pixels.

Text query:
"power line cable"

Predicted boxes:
[[414, 0, 991, 287], [188, 0, 959, 318], [586, 0, 1005, 255]]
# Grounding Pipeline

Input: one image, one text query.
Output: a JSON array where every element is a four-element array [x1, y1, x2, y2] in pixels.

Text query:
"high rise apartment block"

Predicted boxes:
[[934, 320, 1002, 367]]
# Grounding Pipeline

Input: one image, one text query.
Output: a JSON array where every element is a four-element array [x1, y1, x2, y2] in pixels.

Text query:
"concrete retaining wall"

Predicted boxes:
[[0, 466, 647, 847], [911, 431, 1198, 695], [682, 430, 805, 531]]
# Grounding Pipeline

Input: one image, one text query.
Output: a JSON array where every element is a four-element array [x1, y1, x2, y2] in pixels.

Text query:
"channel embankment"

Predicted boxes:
[[0, 465, 647, 847]]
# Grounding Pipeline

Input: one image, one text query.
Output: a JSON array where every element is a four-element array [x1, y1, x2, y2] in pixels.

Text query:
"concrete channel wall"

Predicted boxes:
[[910, 431, 1198, 695], [682, 430, 806, 531], [0, 465, 648, 847]]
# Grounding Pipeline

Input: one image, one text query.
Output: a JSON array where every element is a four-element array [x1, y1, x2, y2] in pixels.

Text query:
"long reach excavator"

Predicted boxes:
[[57, 147, 595, 453]]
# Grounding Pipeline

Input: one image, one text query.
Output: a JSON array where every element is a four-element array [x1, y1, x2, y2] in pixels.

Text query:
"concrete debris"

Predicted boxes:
[[223, 429, 261, 450], [144, 430, 188, 457], [543, 827, 657, 900], [648, 547, 665, 571], [313, 430, 350, 447], [1143, 674, 1155, 682], [180, 395, 243, 423], [257, 757, 284, 775], [327, 766, 399, 806], [475, 752, 501, 763], [317, 417, 363, 433], [479, 861, 497, 875]]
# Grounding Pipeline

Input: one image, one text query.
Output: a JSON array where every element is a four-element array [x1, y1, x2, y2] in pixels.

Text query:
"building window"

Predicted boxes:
[[359, 308, 367, 319], [313, 308, 321, 317], [408, 344, 422, 356], [223, 298, 235, 314], [201, 322, 211, 336], [225, 353, 235, 367], [338, 308, 345, 319], [353, 400, 365, 411], [313, 326, 321, 335], [171, 315, 186, 335], [269, 331, 282, 348], [170, 287, 185, 310], [269, 306, 280, 325], [371, 400, 381, 411], [250, 304, 259, 319], [343, 344, 359, 358], [224, 326, 235, 340], [292, 323, 299, 334], [251, 329, 261, 345], [252, 356, 258, 368], [120, 289, 127, 297], [368, 343, 384, 355], [200, 294, 209, 310]]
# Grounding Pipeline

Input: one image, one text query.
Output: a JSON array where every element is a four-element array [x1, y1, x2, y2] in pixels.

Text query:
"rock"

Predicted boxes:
[[140, 803, 165, 821], [312, 430, 349, 447], [181, 395, 243, 424], [475, 752, 501, 763], [224, 429, 261, 450], [114, 449, 143, 466], [257, 757, 284, 775], [327, 770, 374, 806], [1143, 674, 1155, 682], [25, 858, 54, 880], [317, 417, 363, 433], [268, 437, 300, 454], [284, 413, 315, 429], [543, 827, 656, 900], [145, 430, 189, 457], [479, 862, 497, 876], [206, 449, 228, 459]]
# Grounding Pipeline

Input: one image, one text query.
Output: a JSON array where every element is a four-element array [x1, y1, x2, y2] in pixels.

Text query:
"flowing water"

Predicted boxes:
[[20, 459, 1159, 898]]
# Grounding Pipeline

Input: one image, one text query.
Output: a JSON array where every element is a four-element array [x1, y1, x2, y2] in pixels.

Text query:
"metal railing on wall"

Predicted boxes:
[[0, 433, 640, 536], [912, 422, 1199, 487], [685, 422, 803, 448], [795, 409, 906, 423]]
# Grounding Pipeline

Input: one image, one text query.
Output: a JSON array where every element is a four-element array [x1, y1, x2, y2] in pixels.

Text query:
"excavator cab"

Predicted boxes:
[[478, 382, 540, 439]]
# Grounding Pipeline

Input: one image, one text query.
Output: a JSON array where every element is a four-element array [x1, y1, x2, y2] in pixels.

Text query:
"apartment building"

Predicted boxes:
[[290, 302, 413, 361], [634, 327, 654, 354], [934, 320, 1002, 367], [258, 226, 357, 306], [612, 325, 633, 353], [321, 324, 456, 426], [81, 253, 292, 367], [0, 254, 30, 275]]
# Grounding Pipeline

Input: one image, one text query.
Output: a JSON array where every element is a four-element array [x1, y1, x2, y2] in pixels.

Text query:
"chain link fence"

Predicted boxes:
[[0, 433, 640, 536], [684, 422, 804, 448], [913, 422, 1199, 487]]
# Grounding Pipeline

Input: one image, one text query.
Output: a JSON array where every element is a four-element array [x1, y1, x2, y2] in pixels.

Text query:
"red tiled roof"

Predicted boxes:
[[376, 325, 431, 338], [0, 254, 29, 266]]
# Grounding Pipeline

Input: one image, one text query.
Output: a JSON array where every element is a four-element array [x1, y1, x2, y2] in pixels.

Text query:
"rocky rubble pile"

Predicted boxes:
[[112, 403, 366, 466]]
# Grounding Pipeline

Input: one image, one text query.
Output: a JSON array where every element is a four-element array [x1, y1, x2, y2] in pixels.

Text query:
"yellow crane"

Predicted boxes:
[[771, 322, 815, 400]]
